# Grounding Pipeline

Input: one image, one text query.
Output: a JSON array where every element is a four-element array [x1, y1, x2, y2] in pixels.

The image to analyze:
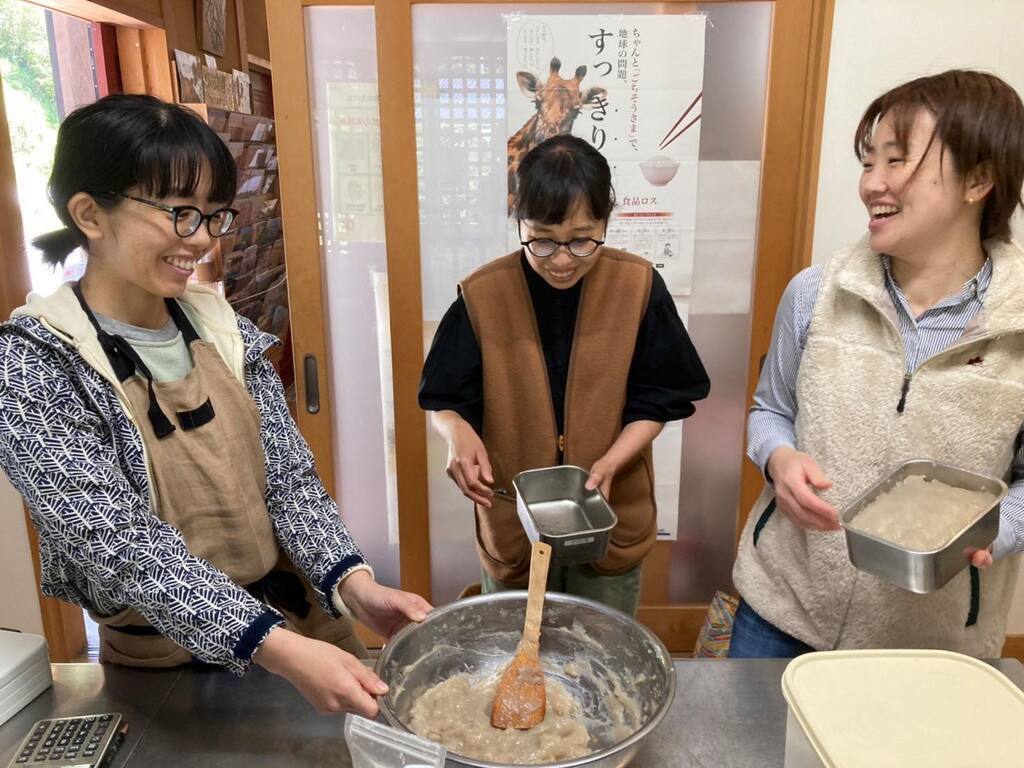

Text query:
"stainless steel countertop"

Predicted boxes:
[[2, 658, 1023, 766]]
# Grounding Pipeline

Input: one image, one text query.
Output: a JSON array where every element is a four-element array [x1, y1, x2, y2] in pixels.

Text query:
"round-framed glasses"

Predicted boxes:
[[113, 192, 238, 238], [518, 220, 606, 259]]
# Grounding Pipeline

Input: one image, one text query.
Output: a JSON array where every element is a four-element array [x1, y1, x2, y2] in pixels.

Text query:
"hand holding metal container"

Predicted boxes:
[[510, 466, 618, 568]]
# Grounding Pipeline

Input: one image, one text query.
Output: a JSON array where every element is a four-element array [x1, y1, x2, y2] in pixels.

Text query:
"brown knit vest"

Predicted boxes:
[[460, 249, 656, 584]]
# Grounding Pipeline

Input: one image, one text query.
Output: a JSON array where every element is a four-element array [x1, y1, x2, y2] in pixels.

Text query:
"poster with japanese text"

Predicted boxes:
[[506, 14, 707, 300]]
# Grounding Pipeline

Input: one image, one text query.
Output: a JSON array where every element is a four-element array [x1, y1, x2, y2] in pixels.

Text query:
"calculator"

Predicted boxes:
[[6, 713, 125, 767]]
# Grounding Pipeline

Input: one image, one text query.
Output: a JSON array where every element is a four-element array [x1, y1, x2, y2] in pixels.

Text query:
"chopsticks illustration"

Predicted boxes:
[[658, 90, 703, 151]]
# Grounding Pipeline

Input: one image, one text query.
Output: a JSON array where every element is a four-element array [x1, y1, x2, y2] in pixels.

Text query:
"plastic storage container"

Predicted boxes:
[[782, 650, 1024, 767], [0, 630, 51, 727]]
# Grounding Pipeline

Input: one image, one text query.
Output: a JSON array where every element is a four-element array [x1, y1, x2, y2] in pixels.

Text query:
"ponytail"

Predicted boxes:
[[32, 227, 82, 267]]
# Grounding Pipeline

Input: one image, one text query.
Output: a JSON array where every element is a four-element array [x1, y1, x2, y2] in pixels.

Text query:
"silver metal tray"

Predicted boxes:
[[511, 465, 618, 567], [840, 459, 1007, 593]]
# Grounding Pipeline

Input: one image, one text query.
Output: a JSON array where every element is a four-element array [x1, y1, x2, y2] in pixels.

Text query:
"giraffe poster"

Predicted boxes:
[[506, 15, 707, 301], [507, 15, 707, 541]]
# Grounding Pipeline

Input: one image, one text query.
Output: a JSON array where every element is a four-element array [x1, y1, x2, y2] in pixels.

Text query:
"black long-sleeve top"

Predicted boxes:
[[419, 254, 710, 435]]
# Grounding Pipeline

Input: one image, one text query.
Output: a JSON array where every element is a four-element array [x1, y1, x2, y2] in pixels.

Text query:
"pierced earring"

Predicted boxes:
[[967, 197, 976, 205]]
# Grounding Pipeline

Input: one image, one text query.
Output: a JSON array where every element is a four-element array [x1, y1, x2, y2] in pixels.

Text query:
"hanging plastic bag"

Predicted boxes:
[[345, 715, 447, 768]]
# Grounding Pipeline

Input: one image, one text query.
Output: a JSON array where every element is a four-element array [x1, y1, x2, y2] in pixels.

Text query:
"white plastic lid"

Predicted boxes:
[[782, 650, 1024, 767], [0, 631, 47, 689]]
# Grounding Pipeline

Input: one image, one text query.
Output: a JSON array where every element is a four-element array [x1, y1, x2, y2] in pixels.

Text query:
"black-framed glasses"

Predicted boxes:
[[518, 220, 605, 259], [113, 193, 238, 238]]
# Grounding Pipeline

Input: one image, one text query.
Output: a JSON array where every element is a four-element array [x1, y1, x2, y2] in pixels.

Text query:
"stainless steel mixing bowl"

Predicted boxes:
[[375, 592, 676, 768]]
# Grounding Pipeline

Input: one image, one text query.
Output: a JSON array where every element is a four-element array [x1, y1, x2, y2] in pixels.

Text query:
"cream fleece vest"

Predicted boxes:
[[734, 238, 1024, 656]]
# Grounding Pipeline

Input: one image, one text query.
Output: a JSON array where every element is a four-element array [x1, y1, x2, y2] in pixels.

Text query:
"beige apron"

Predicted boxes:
[[73, 286, 364, 666]]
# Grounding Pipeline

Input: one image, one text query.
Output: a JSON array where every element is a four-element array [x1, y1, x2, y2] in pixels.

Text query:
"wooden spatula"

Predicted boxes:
[[490, 540, 552, 730]]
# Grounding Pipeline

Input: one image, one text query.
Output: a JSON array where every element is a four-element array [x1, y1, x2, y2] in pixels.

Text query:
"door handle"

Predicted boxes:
[[303, 354, 320, 414]]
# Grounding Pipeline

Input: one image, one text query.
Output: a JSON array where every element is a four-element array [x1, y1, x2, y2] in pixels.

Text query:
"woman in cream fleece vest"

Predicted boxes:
[[732, 70, 1024, 657]]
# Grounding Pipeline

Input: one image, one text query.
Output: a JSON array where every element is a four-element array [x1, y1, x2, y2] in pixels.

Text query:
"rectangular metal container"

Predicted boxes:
[[840, 459, 1007, 594], [511, 465, 618, 567]]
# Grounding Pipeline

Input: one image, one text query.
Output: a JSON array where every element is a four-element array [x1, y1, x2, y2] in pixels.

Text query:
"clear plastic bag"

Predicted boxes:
[[345, 715, 447, 768]]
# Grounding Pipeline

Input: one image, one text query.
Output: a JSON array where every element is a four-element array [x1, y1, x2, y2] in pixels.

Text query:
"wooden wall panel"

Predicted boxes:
[[636, 606, 707, 655], [1002, 635, 1024, 662], [28, 0, 162, 27], [243, 0, 270, 62], [116, 26, 173, 100], [161, 0, 245, 72]]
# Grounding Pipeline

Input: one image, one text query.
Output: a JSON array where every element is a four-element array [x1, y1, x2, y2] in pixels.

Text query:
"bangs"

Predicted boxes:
[[135, 114, 236, 204], [855, 101, 937, 161], [854, 98, 943, 188], [517, 171, 599, 224], [515, 140, 614, 224]]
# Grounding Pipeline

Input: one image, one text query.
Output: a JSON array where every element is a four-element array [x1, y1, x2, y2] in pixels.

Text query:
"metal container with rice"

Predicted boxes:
[[840, 459, 1006, 593]]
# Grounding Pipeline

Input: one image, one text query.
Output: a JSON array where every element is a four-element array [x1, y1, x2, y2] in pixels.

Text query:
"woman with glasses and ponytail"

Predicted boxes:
[[420, 134, 710, 613], [0, 94, 432, 716]]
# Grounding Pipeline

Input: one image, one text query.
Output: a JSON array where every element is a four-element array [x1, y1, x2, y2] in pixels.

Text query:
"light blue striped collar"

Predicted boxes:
[[880, 254, 991, 310]]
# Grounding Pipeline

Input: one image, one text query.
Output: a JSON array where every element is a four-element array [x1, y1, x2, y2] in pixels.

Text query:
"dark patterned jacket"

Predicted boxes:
[[0, 284, 366, 674]]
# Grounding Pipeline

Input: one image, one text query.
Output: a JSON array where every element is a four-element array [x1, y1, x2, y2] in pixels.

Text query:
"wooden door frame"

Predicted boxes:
[[268, 0, 434, 601], [0, 75, 87, 662], [270, 0, 834, 650], [738, 0, 834, 535]]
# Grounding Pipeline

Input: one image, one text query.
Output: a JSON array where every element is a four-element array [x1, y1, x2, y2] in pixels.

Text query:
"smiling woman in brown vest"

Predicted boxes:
[[0, 95, 432, 718], [732, 70, 1024, 658], [419, 135, 710, 614]]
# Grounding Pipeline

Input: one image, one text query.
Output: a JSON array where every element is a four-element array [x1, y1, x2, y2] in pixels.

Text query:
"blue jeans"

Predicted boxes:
[[728, 600, 815, 658]]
